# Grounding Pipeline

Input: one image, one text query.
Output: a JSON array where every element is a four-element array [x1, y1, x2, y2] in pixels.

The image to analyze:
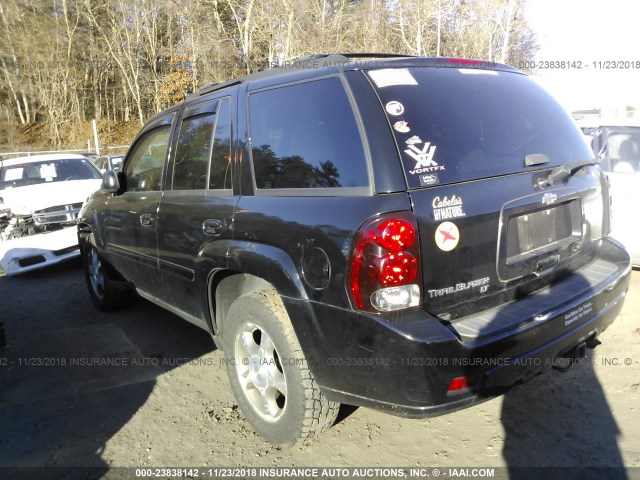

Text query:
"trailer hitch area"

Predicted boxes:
[[553, 341, 587, 373]]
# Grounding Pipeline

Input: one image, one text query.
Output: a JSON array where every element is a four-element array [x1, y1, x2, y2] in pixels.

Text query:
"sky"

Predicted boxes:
[[525, 0, 640, 114]]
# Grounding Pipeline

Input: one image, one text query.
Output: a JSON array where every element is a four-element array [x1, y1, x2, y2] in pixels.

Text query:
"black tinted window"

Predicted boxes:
[[124, 125, 170, 192], [210, 98, 232, 189], [173, 112, 215, 190], [249, 77, 368, 189], [368, 67, 593, 188]]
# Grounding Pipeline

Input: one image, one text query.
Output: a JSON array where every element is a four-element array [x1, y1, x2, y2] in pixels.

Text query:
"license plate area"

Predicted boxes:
[[498, 199, 583, 281], [506, 201, 581, 264]]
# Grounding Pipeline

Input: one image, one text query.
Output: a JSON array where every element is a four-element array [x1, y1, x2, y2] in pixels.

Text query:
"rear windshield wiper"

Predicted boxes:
[[537, 160, 597, 188]]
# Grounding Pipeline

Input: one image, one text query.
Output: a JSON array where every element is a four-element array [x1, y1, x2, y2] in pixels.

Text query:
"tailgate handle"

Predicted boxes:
[[536, 254, 560, 272], [203, 219, 223, 237]]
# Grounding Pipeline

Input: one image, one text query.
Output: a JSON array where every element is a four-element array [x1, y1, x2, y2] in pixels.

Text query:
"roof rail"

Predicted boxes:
[[295, 53, 416, 61], [198, 80, 242, 96]]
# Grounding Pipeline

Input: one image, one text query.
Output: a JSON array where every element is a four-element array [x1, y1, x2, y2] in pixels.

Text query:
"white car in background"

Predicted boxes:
[[0, 153, 102, 275], [581, 123, 640, 267]]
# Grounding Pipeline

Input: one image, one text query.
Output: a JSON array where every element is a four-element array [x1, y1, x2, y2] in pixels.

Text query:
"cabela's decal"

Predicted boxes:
[[405, 141, 443, 174], [393, 120, 410, 133], [428, 276, 490, 298], [432, 195, 466, 220], [385, 101, 405, 116], [434, 221, 459, 252]]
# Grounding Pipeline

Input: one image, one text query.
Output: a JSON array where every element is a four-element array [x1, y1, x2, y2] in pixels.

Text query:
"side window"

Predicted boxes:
[[123, 125, 171, 192], [173, 109, 216, 190], [249, 77, 368, 189], [210, 98, 232, 190]]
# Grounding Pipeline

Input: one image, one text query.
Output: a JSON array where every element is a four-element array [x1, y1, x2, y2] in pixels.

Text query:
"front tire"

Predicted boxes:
[[83, 239, 130, 311], [223, 290, 339, 445]]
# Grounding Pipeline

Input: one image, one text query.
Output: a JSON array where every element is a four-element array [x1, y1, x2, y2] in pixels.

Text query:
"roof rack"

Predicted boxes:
[[295, 53, 416, 61], [197, 80, 242, 97], [191, 54, 513, 100]]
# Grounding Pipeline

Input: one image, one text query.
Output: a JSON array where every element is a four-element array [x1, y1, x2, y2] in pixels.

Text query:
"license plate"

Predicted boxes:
[[505, 201, 579, 264]]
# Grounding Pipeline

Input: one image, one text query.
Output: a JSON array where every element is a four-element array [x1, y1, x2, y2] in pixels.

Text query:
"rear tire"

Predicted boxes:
[[223, 290, 339, 445], [83, 238, 131, 311]]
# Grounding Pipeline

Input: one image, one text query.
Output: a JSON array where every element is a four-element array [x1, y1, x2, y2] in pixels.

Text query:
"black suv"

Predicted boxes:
[[78, 54, 631, 445]]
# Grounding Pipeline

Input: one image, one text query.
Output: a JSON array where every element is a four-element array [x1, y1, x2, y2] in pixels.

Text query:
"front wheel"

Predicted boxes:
[[223, 290, 339, 445], [83, 239, 131, 311]]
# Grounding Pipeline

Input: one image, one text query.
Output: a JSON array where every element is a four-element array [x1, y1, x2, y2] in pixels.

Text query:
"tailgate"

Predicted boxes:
[[361, 64, 604, 320], [410, 168, 607, 320]]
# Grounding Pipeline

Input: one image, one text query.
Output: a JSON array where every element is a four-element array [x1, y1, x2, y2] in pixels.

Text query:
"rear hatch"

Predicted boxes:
[[364, 63, 607, 321]]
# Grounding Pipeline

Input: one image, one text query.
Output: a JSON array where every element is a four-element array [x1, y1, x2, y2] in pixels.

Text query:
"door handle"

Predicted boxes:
[[140, 213, 153, 226], [203, 219, 223, 237]]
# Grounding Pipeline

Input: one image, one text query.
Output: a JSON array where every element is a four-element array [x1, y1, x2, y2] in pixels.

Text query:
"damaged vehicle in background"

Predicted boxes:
[[581, 122, 640, 267], [0, 153, 102, 275]]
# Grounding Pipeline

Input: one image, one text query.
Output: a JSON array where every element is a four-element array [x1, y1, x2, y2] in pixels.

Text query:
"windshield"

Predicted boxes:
[[366, 67, 593, 187], [0, 158, 101, 190]]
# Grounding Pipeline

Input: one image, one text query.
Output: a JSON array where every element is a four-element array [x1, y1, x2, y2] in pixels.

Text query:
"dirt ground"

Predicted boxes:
[[0, 259, 639, 478]]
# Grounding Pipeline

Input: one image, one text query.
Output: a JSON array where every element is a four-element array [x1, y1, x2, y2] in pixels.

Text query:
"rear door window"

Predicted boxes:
[[367, 67, 593, 188], [248, 77, 369, 190], [172, 98, 233, 191], [173, 107, 216, 190], [209, 98, 233, 190]]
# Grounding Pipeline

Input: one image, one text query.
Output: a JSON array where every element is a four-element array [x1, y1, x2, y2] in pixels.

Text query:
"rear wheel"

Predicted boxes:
[[223, 290, 339, 445], [83, 239, 131, 311]]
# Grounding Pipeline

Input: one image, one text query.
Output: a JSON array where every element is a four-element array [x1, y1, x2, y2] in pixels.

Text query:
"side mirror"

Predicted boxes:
[[101, 170, 120, 193]]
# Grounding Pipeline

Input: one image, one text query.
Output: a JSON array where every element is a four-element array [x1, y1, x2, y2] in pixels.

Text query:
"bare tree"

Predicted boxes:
[[0, 0, 539, 149]]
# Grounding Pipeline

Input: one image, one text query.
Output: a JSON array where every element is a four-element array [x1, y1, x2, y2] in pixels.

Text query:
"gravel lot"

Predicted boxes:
[[0, 259, 638, 478]]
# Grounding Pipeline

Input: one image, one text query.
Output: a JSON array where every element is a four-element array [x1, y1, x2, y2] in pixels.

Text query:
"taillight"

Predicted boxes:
[[348, 212, 422, 312]]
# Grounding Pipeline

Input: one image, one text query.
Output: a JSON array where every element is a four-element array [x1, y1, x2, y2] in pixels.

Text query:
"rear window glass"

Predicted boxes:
[[249, 77, 368, 189], [367, 67, 593, 188]]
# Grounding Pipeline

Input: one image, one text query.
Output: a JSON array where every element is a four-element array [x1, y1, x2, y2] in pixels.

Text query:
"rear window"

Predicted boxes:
[[367, 67, 593, 187]]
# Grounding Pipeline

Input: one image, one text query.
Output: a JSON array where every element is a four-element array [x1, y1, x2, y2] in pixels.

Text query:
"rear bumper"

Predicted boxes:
[[284, 238, 631, 417], [0, 227, 80, 276]]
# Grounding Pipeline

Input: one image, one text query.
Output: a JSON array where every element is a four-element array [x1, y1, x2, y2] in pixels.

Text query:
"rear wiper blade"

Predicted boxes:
[[537, 160, 597, 188]]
